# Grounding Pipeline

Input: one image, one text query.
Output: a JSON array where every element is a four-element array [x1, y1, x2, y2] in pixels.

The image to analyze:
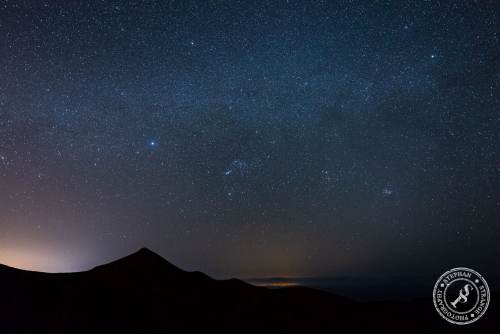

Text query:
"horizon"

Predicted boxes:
[[0, 245, 455, 277], [2, 246, 498, 303]]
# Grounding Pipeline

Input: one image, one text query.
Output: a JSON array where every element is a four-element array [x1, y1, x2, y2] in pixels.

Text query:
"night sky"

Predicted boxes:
[[0, 1, 498, 279]]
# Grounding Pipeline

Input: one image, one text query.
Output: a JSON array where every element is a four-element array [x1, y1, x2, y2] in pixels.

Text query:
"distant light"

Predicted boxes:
[[149, 140, 157, 147]]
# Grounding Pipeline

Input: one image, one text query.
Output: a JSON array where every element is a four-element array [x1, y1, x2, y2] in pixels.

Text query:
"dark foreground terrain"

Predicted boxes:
[[0, 248, 497, 333]]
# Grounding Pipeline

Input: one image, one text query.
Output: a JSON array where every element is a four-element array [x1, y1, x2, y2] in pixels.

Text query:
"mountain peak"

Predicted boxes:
[[135, 247, 159, 257], [125, 247, 168, 262], [90, 247, 184, 276]]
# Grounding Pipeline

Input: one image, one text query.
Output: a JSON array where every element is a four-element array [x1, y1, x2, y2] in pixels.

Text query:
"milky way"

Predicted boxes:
[[0, 1, 498, 278]]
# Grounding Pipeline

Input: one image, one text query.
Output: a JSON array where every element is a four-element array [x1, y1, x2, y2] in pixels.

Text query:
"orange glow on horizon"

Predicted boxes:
[[0, 247, 82, 273], [251, 281, 301, 288]]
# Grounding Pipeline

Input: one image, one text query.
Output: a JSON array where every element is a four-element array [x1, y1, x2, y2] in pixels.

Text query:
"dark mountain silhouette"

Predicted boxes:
[[0, 248, 497, 333]]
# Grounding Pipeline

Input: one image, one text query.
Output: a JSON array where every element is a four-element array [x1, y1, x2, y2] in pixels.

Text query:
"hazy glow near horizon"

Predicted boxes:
[[0, 246, 87, 273], [251, 281, 301, 288]]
